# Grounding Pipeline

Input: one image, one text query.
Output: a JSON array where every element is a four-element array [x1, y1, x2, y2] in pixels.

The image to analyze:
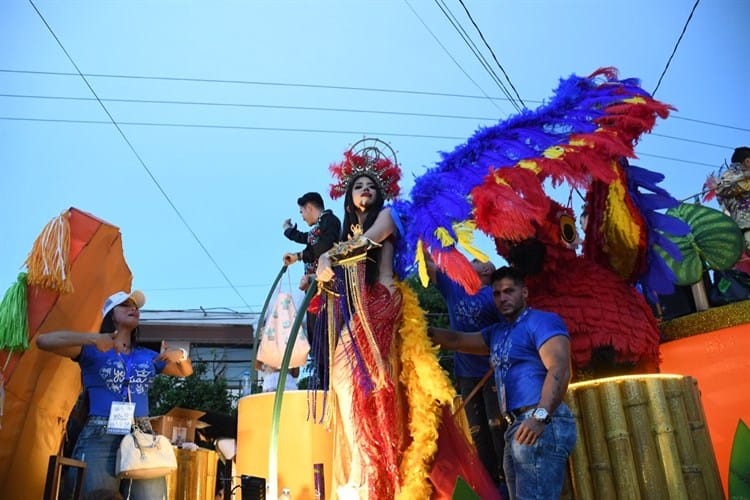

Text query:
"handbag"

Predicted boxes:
[[116, 427, 177, 479], [115, 386, 177, 479], [257, 275, 310, 369]]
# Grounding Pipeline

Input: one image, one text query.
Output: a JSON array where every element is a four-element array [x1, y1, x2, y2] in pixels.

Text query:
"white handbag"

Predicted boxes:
[[116, 427, 177, 479]]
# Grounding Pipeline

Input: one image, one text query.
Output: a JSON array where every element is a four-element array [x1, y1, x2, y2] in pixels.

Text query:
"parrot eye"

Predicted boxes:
[[559, 214, 577, 244]]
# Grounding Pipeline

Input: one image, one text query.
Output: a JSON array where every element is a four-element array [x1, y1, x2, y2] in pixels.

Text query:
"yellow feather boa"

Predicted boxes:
[[395, 281, 457, 499]]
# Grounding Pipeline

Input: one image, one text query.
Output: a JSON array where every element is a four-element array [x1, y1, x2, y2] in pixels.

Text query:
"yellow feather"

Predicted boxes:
[[623, 96, 646, 104], [518, 159, 541, 173], [604, 178, 641, 278], [452, 221, 490, 263], [434, 226, 455, 247], [416, 240, 429, 287]]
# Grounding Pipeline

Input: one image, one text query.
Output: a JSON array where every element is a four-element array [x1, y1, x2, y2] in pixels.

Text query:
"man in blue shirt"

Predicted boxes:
[[428, 257, 506, 489], [429, 266, 576, 500]]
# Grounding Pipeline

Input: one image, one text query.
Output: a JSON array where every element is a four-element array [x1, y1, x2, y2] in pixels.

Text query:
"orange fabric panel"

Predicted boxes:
[[0, 208, 133, 500], [660, 324, 750, 497]]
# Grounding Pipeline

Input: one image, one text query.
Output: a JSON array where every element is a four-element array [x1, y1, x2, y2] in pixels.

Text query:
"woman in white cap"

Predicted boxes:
[[37, 290, 192, 500]]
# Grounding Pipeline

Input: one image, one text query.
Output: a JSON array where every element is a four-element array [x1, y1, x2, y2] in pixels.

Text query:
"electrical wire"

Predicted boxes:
[[27, 0, 255, 313], [652, 0, 700, 96], [432, 0, 522, 113], [0, 115, 469, 141], [402, 0, 507, 116], [456, 0, 525, 108], [0, 92, 502, 122], [0, 114, 733, 158], [0, 67, 522, 103], [1, 68, 744, 132]]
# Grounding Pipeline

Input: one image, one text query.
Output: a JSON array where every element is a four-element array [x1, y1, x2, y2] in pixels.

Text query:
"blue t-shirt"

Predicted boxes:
[[77, 344, 165, 417], [435, 272, 502, 377], [480, 308, 568, 413]]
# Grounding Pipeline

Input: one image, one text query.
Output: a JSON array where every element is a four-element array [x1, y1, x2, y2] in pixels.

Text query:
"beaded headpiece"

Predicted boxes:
[[329, 138, 402, 201]]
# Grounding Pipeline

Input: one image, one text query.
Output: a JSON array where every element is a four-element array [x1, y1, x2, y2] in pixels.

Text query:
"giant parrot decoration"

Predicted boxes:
[[395, 68, 690, 375]]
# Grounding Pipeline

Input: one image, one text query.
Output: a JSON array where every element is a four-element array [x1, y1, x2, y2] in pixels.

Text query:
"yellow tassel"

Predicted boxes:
[[24, 211, 73, 294], [395, 282, 455, 499], [416, 240, 429, 288]]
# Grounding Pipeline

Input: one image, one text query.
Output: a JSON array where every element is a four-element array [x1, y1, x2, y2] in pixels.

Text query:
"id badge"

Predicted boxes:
[[107, 401, 135, 435]]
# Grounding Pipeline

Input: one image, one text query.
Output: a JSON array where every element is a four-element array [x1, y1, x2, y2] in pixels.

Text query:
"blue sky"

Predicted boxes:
[[2, 1, 748, 316]]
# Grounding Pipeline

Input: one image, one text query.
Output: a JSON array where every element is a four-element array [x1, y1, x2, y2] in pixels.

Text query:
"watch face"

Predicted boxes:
[[533, 408, 550, 421]]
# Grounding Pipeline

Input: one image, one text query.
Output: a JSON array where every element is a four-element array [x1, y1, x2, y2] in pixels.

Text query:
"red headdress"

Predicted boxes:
[[329, 138, 402, 201]]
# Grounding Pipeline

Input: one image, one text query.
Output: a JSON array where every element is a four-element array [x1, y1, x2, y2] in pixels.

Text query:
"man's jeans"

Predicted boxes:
[[503, 403, 576, 500], [69, 417, 167, 500]]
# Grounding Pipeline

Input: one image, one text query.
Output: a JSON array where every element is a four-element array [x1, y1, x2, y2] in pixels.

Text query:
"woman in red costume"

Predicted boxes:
[[316, 144, 404, 499], [315, 140, 500, 500]]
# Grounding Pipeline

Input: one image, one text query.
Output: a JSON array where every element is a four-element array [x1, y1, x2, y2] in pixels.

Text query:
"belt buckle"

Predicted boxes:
[[503, 413, 514, 425]]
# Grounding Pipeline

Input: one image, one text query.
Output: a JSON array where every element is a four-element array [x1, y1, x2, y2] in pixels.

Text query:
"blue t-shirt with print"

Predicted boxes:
[[480, 308, 568, 413], [435, 272, 502, 377], [78, 344, 166, 417]]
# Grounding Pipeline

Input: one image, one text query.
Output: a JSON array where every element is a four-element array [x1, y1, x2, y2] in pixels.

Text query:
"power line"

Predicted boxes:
[[402, 0, 507, 116], [0, 68, 523, 103], [432, 0, 522, 113], [1, 115, 727, 171], [0, 92, 501, 122], [672, 115, 750, 133], [0, 115, 469, 141], [456, 0, 525, 108], [650, 132, 733, 150], [652, 0, 700, 96], [27, 0, 255, 313], [2, 68, 745, 132], [637, 151, 718, 168], [1, 108, 734, 153]]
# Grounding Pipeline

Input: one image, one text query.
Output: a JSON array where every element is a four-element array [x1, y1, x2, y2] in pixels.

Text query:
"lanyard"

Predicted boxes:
[[118, 351, 134, 402]]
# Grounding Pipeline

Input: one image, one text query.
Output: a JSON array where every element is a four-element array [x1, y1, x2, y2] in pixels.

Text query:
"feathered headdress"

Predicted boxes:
[[329, 138, 402, 201]]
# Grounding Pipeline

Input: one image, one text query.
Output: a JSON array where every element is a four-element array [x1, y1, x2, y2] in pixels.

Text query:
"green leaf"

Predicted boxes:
[[658, 204, 743, 285], [729, 419, 750, 499]]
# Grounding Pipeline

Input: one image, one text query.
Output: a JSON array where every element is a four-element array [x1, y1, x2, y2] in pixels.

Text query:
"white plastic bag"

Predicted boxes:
[[257, 291, 310, 369]]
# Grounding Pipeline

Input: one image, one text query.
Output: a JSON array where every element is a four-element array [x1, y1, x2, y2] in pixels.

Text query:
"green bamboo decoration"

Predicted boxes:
[[250, 265, 288, 391], [268, 278, 317, 499]]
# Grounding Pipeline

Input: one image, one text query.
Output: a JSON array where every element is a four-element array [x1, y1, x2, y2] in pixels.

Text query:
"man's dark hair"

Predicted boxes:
[[491, 266, 525, 286], [731, 147, 750, 164], [297, 192, 325, 210]]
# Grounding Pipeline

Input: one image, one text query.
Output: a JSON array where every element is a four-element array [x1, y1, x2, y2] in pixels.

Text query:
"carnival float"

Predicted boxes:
[[0, 68, 747, 499]]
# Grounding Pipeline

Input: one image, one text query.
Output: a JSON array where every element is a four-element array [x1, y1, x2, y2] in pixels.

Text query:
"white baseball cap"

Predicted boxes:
[[102, 290, 146, 317]]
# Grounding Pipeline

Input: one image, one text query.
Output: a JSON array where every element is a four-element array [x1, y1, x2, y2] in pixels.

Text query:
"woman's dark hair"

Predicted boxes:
[[341, 174, 385, 285], [99, 308, 139, 345]]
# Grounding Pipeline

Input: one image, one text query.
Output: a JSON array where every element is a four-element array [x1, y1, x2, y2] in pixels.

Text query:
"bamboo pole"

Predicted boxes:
[[565, 391, 595, 500], [620, 378, 668, 499], [598, 381, 641, 499], [663, 377, 707, 499], [645, 377, 689, 499], [579, 386, 617, 498], [681, 377, 724, 499]]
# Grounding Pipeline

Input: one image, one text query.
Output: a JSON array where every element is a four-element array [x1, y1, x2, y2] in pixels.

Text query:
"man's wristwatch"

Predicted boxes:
[[531, 407, 552, 424]]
